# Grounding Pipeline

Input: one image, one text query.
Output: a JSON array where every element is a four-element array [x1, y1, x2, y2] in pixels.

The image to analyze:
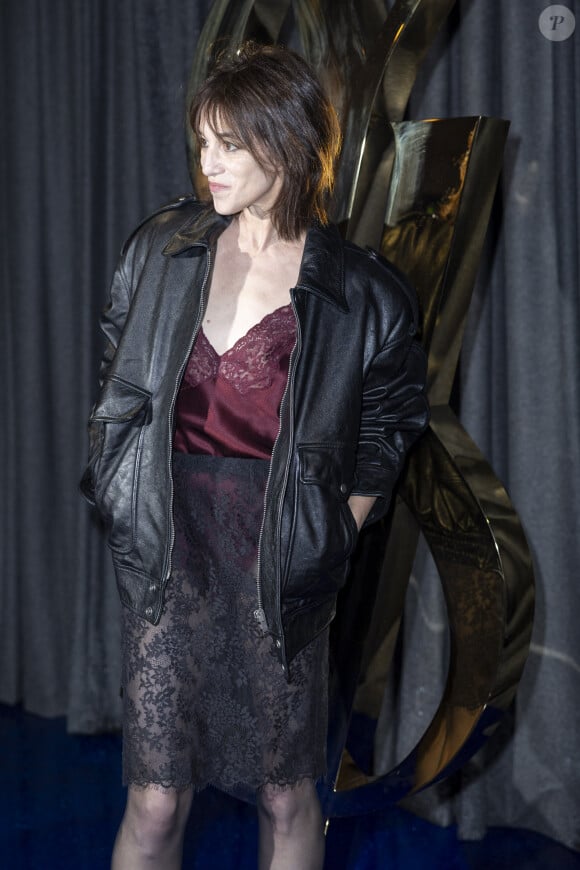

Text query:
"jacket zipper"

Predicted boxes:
[[254, 290, 302, 653], [163, 245, 212, 587]]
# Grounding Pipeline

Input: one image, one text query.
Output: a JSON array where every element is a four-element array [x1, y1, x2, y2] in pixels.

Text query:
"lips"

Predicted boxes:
[[209, 182, 228, 193]]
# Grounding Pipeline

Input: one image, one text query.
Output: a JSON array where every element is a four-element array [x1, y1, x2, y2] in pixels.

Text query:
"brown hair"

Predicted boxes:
[[189, 42, 342, 240]]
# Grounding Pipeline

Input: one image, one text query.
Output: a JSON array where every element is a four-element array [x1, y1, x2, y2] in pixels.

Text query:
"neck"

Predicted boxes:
[[235, 209, 284, 255]]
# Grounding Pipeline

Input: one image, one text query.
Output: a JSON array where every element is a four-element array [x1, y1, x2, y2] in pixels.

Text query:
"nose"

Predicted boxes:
[[200, 142, 222, 178]]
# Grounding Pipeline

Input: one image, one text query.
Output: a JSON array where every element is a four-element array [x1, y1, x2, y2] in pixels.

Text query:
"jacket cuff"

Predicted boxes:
[[351, 465, 399, 526]]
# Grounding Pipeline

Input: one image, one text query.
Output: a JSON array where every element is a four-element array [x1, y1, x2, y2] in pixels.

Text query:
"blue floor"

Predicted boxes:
[[2, 703, 579, 869]]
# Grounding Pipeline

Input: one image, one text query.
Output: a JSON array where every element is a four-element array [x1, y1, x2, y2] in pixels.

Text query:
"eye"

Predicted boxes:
[[198, 136, 208, 149], [223, 141, 239, 152]]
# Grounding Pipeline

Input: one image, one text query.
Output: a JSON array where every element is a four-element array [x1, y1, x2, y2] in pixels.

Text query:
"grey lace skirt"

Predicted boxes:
[[121, 451, 328, 797]]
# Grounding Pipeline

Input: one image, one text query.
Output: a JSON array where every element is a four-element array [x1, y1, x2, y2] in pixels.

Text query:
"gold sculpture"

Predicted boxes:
[[187, 0, 535, 815]]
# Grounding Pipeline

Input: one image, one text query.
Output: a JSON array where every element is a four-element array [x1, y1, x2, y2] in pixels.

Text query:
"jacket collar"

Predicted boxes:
[[162, 207, 348, 311]]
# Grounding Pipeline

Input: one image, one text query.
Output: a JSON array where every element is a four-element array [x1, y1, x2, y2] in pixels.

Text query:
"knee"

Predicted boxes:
[[124, 786, 191, 854], [257, 780, 319, 837]]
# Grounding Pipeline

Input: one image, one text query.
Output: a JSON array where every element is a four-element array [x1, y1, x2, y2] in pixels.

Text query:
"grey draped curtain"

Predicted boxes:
[[1, 0, 578, 852], [0, 0, 212, 730]]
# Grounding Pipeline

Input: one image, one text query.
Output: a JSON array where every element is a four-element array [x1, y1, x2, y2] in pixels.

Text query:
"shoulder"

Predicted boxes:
[[120, 194, 207, 257], [341, 237, 420, 326]]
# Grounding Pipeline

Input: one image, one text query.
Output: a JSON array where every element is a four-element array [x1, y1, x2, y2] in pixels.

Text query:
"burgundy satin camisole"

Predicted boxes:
[[173, 304, 296, 460]]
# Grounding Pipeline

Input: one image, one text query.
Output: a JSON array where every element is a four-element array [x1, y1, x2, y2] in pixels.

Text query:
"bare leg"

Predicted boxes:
[[111, 784, 193, 869], [256, 778, 325, 870]]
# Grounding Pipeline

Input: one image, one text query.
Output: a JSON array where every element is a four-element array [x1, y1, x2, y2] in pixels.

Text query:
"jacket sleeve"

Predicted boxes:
[[97, 257, 133, 386], [79, 256, 132, 505], [351, 310, 429, 527]]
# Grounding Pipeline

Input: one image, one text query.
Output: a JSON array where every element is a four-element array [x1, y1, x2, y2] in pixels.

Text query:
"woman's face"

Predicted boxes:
[[198, 115, 283, 218]]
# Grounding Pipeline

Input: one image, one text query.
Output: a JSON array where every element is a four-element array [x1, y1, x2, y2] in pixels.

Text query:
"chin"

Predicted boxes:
[[211, 198, 238, 216]]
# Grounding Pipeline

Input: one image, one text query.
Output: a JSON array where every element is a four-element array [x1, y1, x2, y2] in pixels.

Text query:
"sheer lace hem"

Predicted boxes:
[[124, 771, 325, 797]]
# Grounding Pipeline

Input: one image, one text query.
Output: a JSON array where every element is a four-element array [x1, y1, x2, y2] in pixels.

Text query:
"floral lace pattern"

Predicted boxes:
[[121, 452, 328, 796], [183, 304, 296, 395]]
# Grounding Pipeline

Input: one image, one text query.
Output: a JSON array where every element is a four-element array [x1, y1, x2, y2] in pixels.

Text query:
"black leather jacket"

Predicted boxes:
[[81, 196, 429, 673]]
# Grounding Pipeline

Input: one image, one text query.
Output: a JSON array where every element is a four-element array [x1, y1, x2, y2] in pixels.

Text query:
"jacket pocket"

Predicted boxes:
[[90, 377, 152, 554], [340, 498, 359, 549], [283, 442, 357, 600]]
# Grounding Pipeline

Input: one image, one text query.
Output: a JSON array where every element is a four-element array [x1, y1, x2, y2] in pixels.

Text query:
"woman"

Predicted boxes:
[[82, 43, 429, 870]]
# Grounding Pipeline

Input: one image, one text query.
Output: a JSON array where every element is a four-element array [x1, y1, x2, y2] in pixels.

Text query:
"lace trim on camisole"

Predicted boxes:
[[184, 303, 296, 396]]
